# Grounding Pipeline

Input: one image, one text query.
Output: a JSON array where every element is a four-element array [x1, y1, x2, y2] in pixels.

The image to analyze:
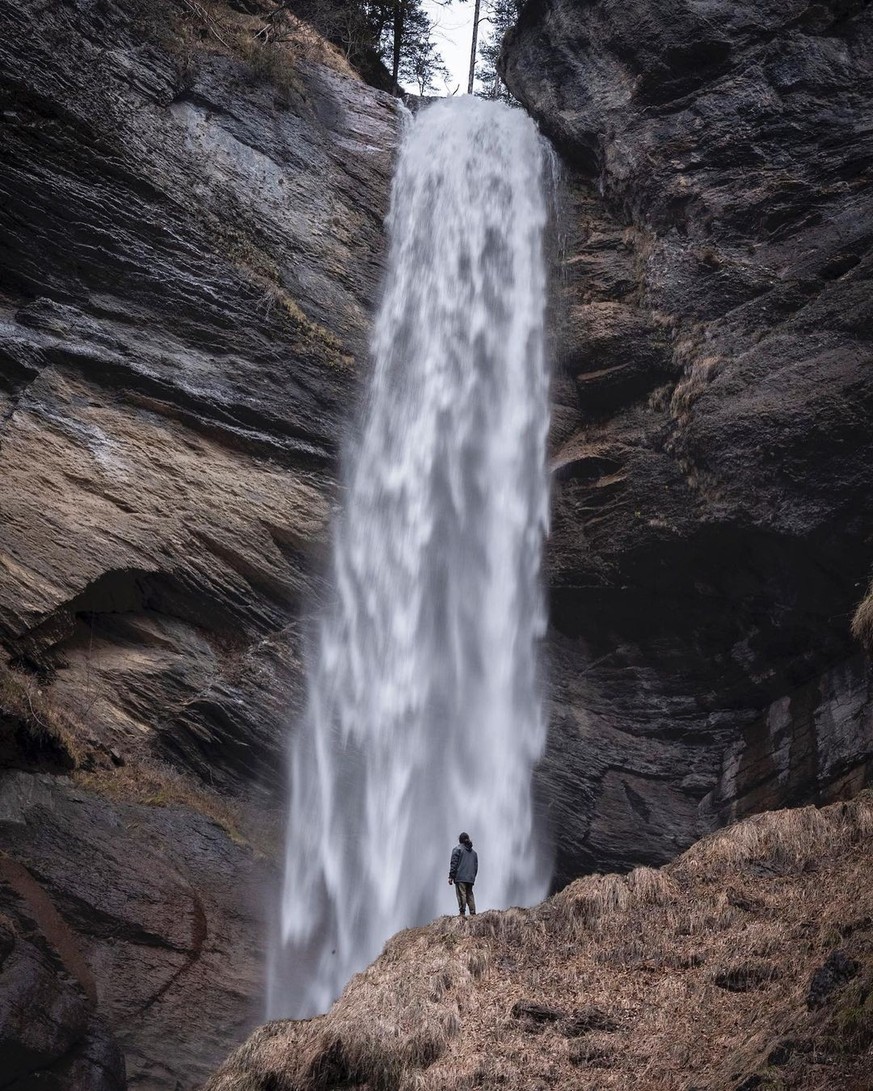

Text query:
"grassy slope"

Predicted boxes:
[[207, 795, 873, 1091]]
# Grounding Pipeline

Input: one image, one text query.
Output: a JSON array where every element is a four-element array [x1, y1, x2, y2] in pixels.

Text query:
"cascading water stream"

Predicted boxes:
[[268, 96, 552, 1019]]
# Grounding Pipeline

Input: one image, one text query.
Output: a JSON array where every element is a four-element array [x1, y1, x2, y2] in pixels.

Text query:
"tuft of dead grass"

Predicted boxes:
[[166, 0, 358, 88], [625, 864, 680, 905], [851, 582, 873, 654], [0, 662, 86, 768], [826, 970, 873, 1054], [206, 793, 873, 1091], [550, 872, 633, 938], [677, 799, 872, 880]]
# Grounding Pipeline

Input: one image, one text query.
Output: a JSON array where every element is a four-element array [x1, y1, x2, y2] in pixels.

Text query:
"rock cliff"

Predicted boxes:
[[0, 0, 398, 1085], [3, 0, 873, 1085], [501, 0, 873, 884]]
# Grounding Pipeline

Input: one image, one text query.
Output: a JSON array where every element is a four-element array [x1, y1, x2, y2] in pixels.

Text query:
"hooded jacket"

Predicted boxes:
[[449, 841, 478, 884]]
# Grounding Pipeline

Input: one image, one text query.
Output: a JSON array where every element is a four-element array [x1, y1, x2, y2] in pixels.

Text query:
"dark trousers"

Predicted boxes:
[[455, 881, 476, 915]]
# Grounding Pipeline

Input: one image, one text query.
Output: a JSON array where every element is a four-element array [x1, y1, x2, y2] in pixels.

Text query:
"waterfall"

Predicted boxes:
[[268, 96, 552, 1019]]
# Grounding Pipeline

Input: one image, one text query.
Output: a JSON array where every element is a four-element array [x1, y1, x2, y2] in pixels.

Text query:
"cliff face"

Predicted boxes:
[[0, 0, 397, 1086], [4, 0, 873, 1085], [501, 0, 873, 883], [0, 0, 396, 791]]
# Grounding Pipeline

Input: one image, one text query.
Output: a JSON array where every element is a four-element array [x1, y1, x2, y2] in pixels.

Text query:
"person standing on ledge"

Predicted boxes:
[[448, 832, 478, 916]]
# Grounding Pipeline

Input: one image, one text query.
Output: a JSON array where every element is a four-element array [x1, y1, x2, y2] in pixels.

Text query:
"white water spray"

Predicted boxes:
[[268, 97, 552, 1019]]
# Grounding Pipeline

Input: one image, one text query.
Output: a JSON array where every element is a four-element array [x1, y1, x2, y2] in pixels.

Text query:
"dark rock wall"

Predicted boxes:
[[4, 0, 873, 1083], [503, 0, 873, 883], [0, 0, 398, 1086], [0, 771, 262, 1091]]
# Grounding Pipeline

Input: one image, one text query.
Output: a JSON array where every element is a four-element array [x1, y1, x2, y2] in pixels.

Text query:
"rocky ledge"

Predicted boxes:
[[501, 0, 873, 883], [206, 795, 873, 1091]]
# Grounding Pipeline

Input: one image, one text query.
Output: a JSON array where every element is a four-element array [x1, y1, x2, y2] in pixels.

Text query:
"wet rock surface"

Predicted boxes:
[[0, 0, 397, 1086], [0, 769, 271, 1089], [0, 0, 397, 792], [502, 0, 873, 883], [0, 857, 125, 1091]]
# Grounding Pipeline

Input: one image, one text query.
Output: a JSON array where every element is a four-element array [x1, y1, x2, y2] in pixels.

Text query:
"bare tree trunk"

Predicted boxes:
[[392, 0, 405, 95], [467, 0, 482, 94]]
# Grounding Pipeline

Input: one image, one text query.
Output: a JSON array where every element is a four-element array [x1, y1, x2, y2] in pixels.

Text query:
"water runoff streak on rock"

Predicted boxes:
[[268, 97, 552, 1018]]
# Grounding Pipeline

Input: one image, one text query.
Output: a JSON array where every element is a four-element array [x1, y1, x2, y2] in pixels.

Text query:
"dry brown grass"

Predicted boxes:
[[852, 583, 873, 654], [75, 759, 242, 837], [166, 0, 357, 87], [252, 277, 355, 369], [0, 662, 86, 768], [74, 759, 282, 857], [207, 795, 873, 1091], [0, 660, 280, 854]]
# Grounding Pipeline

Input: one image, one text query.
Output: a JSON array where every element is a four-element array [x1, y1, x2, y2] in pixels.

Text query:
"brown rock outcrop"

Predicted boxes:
[[501, 0, 873, 883], [0, 0, 398, 1085]]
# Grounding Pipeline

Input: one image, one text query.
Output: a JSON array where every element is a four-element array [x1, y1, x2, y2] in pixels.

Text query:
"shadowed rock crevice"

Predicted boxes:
[[135, 886, 209, 1016]]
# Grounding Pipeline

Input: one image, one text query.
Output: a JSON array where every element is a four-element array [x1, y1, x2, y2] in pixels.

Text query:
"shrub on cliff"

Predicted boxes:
[[0, 663, 84, 769]]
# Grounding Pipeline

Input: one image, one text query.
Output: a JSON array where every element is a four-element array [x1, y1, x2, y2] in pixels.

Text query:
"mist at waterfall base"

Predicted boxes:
[[268, 97, 553, 1020]]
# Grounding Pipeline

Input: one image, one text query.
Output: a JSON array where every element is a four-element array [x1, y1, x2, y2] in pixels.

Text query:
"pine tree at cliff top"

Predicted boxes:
[[476, 0, 519, 102]]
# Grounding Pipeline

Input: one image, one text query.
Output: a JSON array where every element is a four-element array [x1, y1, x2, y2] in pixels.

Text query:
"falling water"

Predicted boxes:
[[268, 96, 552, 1019]]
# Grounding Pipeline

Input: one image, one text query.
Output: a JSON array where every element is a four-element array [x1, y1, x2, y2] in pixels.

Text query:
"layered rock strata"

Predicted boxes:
[[502, 0, 873, 883], [0, 0, 396, 789], [0, 0, 398, 1085]]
